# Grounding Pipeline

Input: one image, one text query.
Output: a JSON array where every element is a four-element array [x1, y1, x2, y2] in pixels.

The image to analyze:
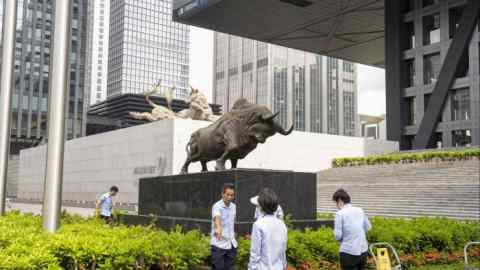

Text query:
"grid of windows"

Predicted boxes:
[[310, 59, 322, 133], [3, 0, 87, 153], [213, 33, 358, 136], [327, 57, 339, 135], [107, 0, 190, 99], [399, 0, 479, 149], [343, 92, 356, 136]]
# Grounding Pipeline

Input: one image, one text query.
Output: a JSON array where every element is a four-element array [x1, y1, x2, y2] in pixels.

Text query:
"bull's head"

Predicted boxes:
[[248, 110, 294, 143]]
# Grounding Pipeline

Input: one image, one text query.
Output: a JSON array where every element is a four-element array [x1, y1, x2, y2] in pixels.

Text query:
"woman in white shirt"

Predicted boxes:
[[248, 188, 288, 270]]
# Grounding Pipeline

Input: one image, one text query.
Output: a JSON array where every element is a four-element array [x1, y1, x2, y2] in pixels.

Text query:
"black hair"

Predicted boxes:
[[110, 186, 119, 193], [332, 188, 351, 204], [258, 188, 279, 215], [222, 183, 235, 193]]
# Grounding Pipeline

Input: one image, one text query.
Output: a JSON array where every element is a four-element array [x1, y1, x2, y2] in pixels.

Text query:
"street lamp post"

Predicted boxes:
[[42, 0, 73, 232], [0, 0, 19, 216]]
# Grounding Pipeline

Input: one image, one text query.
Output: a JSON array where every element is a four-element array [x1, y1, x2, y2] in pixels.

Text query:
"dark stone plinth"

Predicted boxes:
[[138, 169, 316, 222], [119, 214, 333, 235]]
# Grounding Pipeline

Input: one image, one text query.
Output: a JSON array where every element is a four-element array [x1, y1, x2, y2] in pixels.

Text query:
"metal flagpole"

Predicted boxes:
[[0, 0, 18, 216], [42, 0, 72, 232]]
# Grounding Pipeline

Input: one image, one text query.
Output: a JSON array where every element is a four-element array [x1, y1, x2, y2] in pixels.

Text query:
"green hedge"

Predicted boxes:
[[332, 148, 480, 168], [0, 211, 209, 269], [0, 212, 478, 269]]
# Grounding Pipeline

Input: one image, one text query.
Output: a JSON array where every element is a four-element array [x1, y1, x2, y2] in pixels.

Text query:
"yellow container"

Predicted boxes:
[[376, 248, 392, 270]]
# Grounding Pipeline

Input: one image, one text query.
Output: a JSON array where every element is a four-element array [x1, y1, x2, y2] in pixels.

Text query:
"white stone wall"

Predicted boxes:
[[19, 119, 398, 204]]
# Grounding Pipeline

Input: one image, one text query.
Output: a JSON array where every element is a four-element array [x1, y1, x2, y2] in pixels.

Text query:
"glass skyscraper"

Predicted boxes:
[[214, 33, 358, 136], [107, 0, 190, 99], [0, 0, 88, 154], [84, 0, 110, 105]]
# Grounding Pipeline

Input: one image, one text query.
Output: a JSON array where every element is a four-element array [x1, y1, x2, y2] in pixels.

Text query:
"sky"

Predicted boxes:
[[189, 27, 386, 117]]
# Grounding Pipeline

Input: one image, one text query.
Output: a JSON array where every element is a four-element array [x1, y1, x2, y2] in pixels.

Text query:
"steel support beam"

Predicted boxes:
[[42, 0, 72, 232], [0, 0, 18, 215], [385, 0, 405, 148], [413, 0, 479, 149]]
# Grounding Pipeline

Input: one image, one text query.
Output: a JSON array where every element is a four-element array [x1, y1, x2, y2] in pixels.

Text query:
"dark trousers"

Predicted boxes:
[[211, 245, 236, 270], [100, 214, 112, 223], [340, 252, 368, 270]]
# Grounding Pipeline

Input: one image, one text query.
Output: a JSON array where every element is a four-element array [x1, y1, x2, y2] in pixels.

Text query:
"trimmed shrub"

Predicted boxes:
[[332, 148, 480, 167], [0, 212, 478, 269]]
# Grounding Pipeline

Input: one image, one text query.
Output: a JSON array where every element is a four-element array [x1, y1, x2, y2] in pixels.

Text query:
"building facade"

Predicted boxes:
[[84, 0, 110, 105], [360, 114, 387, 140], [107, 0, 190, 99], [386, 0, 479, 149], [1, 0, 88, 154], [213, 33, 358, 136]]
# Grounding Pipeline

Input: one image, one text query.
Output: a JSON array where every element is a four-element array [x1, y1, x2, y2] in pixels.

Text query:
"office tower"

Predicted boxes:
[[107, 0, 190, 99], [213, 33, 358, 136], [84, 0, 110, 105], [1, 0, 88, 154]]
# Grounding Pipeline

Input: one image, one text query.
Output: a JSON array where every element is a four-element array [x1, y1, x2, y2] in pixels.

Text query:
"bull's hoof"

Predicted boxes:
[[179, 169, 188, 174]]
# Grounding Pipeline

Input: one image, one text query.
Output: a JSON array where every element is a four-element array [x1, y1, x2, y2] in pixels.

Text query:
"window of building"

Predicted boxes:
[[449, 5, 464, 38], [405, 22, 415, 50], [405, 0, 415, 13], [423, 13, 440, 45], [424, 93, 431, 113], [424, 53, 440, 85], [451, 88, 470, 121], [405, 59, 415, 87], [406, 97, 416, 125], [452, 129, 471, 147], [423, 0, 439, 7], [455, 50, 469, 78]]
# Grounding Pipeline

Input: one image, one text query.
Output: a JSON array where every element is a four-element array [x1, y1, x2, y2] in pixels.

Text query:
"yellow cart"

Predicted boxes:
[[369, 242, 402, 270]]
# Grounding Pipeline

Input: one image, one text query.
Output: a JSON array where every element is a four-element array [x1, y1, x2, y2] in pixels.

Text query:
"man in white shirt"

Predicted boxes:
[[332, 188, 371, 270], [248, 188, 288, 270], [211, 183, 237, 270], [95, 186, 119, 223]]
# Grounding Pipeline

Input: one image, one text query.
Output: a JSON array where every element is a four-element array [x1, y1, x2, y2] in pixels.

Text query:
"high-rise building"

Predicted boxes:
[[107, 0, 190, 99], [386, 0, 479, 149], [213, 33, 358, 136], [1, 0, 88, 154], [84, 0, 110, 105]]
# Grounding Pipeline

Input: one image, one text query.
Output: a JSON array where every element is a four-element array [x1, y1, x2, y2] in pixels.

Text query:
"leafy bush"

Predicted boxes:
[[0, 212, 209, 269], [332, 148, 480, 167], [0, 212, 478, 269]]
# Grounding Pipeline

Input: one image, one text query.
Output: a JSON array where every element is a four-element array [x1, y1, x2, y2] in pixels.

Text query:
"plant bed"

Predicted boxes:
[[0, 212, 478, 269]]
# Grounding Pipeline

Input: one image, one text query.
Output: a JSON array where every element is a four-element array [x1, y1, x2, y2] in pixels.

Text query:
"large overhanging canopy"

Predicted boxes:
[[173, 0, 385, 67]]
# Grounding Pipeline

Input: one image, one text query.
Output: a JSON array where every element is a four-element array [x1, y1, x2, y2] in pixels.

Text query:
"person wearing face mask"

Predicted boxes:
[[248, 188, 288, 270], [250, 195, 284, 220]]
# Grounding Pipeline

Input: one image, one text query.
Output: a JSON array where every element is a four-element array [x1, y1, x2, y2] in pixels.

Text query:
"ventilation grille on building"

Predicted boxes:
[[278, 0, 313, 8]]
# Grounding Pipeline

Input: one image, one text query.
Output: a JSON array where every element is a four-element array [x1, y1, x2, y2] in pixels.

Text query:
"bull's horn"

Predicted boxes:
[[263, 111, 279, 121], [274, 121, 294, 135]]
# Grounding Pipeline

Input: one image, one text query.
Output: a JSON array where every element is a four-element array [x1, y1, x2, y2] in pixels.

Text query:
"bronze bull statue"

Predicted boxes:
[[180, 99, 293, 173]]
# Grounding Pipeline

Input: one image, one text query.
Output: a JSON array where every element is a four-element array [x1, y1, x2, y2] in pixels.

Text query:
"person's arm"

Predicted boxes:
[[212, 205, 222, 240], [363, 212, 372, 232], [248, 223, 262, 270], [95, 195, 106, 217], [333, 212, 343, 241]]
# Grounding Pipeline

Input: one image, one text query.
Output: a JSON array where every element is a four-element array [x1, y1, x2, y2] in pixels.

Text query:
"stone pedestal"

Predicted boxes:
[[138, 169, 317, 222]]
